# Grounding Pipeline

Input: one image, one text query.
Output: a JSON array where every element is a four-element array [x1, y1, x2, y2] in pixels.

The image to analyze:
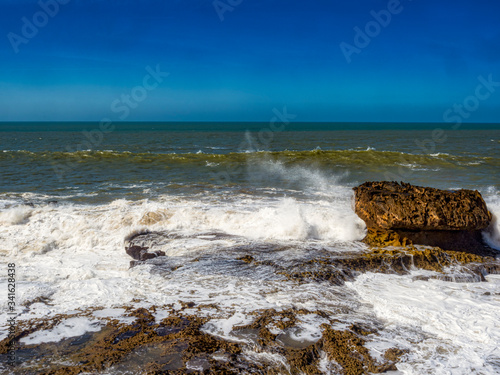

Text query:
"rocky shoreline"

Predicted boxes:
[[1, 182, 498, 374], [1, 305, 409, 375], [2, 241, 499, 374]]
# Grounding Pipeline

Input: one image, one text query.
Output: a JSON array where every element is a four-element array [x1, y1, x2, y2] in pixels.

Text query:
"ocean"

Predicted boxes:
[[1, 122, 499, 374]]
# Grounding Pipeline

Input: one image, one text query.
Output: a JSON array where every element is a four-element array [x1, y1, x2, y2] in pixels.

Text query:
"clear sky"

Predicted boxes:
[[1, 0, 499, 122]]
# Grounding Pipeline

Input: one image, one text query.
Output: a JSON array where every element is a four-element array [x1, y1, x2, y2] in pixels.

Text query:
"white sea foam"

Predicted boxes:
[[92, 308, 137, 324], [347, 272, 500, 374], [0, 206, 33, 225], [21, 317, 101, 345], [0, 192, 363, 321], [317, 351, 343, 374], [1, 174, 499, 373], [160, 196, 365, 241], [287, 313, 330, 343], [484, 191, 500, 250], [201, 313, 255, 343], [396, 163, 438, 171], [430, 153, 449, 157]]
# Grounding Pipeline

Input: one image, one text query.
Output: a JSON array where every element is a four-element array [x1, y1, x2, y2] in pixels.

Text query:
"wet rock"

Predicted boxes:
[[125, 245, 165, 262], [125, 232, 167, 262], [384, 348, 408, 362], [0, 306, 455, 374], [321, 325, 378, 375], [353, 181, 496, 255], [238, 255, 255, 264], [112, 330, 140, 344], [125, 231, 247, 266], [280, 247, 498, 285]]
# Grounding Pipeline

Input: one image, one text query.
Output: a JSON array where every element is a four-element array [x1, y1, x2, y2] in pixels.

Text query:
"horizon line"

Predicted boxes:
[[1, 121, 499, 125]]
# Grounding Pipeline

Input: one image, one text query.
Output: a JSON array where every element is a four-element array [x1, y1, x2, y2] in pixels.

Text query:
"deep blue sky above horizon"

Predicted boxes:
[[1, 0, 499, 122]]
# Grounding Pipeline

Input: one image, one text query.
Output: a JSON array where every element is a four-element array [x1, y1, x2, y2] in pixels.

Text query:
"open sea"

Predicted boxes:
[[1, 122, 499, 374]]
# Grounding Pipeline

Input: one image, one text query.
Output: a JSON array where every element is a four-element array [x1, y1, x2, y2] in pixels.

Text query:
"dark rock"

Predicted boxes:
[[112, 330, 139, 344], [125, 231, 176, 261], [125, 244, 165, 261], [125, 231, 171, 263], [394, 229, 491, 255], [353, 181, 495, 255], [125, 245, 146, 260], [124, 231, 242, 264]]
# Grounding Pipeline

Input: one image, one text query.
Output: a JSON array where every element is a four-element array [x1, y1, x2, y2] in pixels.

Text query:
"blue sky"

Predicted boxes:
[[0, 0, 499, 122]]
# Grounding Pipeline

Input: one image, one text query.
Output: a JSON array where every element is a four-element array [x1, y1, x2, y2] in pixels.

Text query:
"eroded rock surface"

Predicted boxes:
[[353, 181, 491, 231], [353, 181, 495, 255]]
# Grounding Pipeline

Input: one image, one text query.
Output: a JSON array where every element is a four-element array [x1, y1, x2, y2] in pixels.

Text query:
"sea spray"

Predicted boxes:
[[484, 189, 500, 250]]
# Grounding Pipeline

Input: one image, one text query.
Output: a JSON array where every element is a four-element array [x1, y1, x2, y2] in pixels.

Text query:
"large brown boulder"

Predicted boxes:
[[354, 181, 491, 231], [353, 181, 494, 255]]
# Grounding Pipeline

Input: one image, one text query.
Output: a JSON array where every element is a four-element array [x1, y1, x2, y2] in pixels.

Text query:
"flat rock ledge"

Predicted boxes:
[[0, 306, 407, 375], [353, 181, 496, 256]]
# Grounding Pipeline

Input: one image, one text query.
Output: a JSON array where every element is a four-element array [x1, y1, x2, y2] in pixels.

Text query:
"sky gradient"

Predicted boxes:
[[1, 0, 499, 122]]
